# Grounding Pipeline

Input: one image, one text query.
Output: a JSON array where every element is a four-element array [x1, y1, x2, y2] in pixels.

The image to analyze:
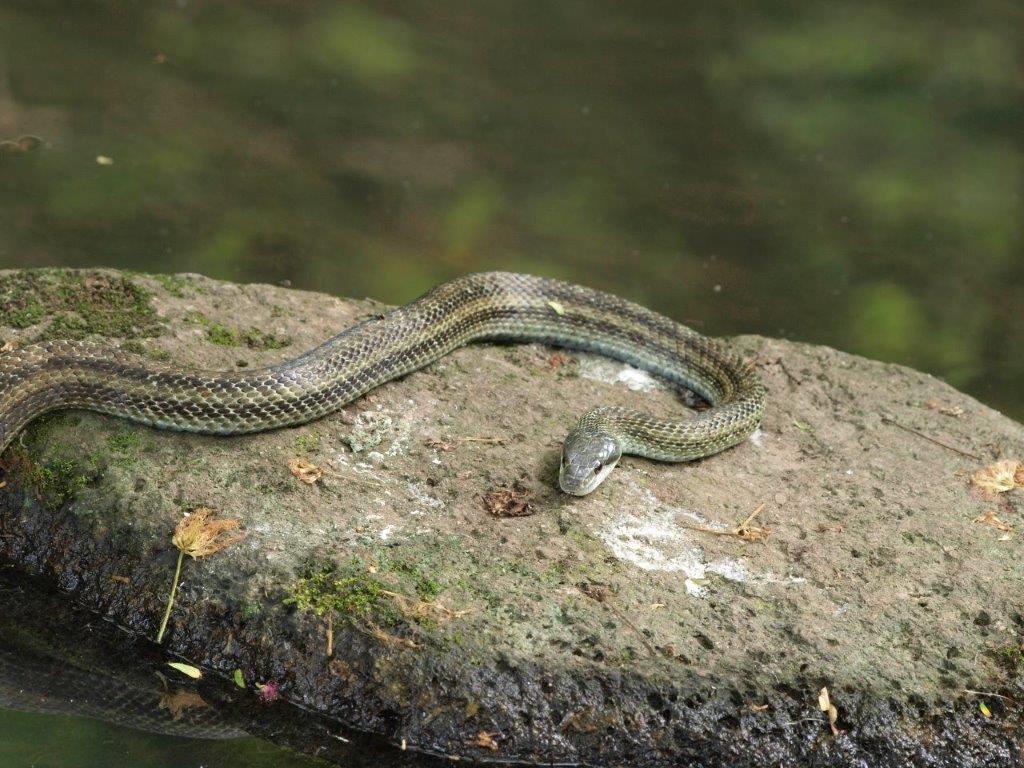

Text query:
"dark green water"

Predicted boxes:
[[0, 1, 1021, 765]]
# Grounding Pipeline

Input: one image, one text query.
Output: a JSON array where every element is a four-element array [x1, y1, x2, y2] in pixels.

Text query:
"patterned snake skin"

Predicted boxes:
[[0, 272, 766, 494]]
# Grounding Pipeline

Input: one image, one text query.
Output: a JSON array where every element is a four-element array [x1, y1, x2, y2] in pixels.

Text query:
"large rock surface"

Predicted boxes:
[[0, 268, 1021, 767]]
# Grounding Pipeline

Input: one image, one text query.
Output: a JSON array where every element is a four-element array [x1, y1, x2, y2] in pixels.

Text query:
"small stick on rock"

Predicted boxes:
[[578, 583, 659, 658], [426, 436, 505, 452], [880, 417, 982, 461], [682, 503, 770, 543]]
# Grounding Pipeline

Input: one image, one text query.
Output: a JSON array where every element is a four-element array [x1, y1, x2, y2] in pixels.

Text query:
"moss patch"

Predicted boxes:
[[119, 339, 172, 362], [0, 269, 162, 340], [11, 451, 98, 507], [148, 273, 199, 298], [285, 561, 399, 626], [105, 428, 143, 468], [185, 311, 291, 349]]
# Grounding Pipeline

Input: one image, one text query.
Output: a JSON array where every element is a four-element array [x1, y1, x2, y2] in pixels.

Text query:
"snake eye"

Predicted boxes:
[[593, 464, 602, 475]]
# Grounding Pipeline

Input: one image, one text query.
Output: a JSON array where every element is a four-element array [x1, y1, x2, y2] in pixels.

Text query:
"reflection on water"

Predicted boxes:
[[0, 0, 1020, 764], [0, 570, 454, 768], [0, 571, 320, 768]]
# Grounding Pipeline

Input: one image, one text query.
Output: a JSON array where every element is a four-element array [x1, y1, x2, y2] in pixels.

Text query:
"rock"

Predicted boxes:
[[0, 268, 1021, 767]]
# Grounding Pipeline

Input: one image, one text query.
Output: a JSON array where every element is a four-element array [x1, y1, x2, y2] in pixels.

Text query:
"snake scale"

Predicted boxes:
[[0, 272, 765, 495]]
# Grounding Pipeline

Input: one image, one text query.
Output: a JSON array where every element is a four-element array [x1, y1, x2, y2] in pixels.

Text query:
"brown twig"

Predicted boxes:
[[426, 436, 505, 452], [682, 503, 770, 542], [774, 358, 803, 387], [962, 689, 1016, 703], [880, 417, 982, 461], [578, 583, 659, 657]]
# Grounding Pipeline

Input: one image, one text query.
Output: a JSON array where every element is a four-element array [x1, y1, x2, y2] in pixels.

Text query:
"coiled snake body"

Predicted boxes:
[[0, 272, 765, 495]]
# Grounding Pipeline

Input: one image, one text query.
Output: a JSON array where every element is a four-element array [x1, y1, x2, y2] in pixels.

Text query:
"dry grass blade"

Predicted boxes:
[[972, 510, 1014, 534], [683, 503, 771, 542], [380, 589, 474, 622], [289, 457, 382, 489], [288, 457, 323, 485], [359, 618, 421, 649], [425, 436, 504, 452]]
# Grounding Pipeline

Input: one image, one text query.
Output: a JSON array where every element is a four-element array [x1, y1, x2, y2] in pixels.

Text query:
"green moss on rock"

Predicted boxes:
[[0, 269, 162, 340], [22, 454, 95, 507], [286, 561, 396, 624], [185, 311, 291, 349]]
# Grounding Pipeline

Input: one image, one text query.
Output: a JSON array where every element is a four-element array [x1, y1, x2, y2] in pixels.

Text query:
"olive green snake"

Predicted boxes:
[[0, 272, 765, 495]]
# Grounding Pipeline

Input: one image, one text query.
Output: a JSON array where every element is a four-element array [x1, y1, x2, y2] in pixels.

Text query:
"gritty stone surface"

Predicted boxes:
[[0, 268, 1021, 767]]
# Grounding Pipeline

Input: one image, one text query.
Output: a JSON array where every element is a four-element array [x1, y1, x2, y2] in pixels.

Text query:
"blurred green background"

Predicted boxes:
[[0, 0, 1021, 764]]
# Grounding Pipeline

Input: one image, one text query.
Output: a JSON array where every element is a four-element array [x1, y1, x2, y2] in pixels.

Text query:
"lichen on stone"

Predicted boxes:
[[345, 410, 393, 453]]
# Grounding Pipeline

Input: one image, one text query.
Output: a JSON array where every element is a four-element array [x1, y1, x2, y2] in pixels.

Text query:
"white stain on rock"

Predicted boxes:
[[577, 356, 664, 392], [597, 484, 793, 598]]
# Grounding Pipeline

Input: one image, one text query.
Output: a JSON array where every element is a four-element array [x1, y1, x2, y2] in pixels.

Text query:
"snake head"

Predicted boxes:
[[559, 428, 622, 496]]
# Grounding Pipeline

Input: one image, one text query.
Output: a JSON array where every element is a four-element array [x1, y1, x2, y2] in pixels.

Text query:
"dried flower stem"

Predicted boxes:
[[157, 507, 244, 643], [157, 550, 185, 644], [326, 613, 334, 658]]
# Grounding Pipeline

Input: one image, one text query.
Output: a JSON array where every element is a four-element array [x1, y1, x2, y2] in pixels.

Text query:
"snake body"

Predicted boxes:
[[0, 272, 765, 495]]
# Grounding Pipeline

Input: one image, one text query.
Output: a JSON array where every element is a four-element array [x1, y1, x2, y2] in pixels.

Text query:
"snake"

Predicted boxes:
[[0, 272, 766, 495]]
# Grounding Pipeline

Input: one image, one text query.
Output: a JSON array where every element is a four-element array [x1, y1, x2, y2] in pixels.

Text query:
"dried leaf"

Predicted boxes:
[[158, 688, 207, 720], [925, 399, 965, 418], [547, 300, 566, 316], [288, 457, 323, 484], [0, 340, 18, 353], [469, 731, 500, 751], [483, 487, 534, 518], [971, 460, 1022, 497], [548, 352, 572, 369], [172, 507, 245, 559], [167, 662, 203, 679], [818, 687, 841, 735], [96, 155, 114, 165], [818, 687, 831, 712], [973, 510, 1014, 534]]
